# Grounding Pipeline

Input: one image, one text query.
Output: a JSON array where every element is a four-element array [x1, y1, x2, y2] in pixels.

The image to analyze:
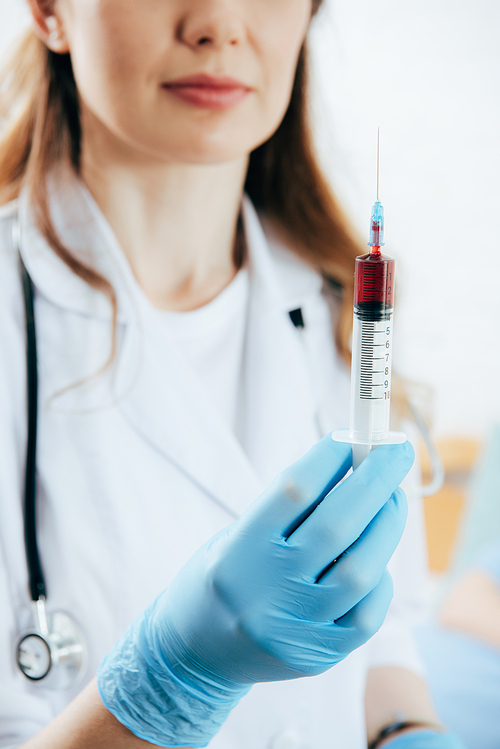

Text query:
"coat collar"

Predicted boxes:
[[17, 170, 324, 518]]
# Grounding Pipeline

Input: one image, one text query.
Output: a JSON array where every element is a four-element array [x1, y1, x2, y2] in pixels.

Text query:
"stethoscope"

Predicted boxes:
[[13, 222, 443, 691], [15, 243, 87, 690]]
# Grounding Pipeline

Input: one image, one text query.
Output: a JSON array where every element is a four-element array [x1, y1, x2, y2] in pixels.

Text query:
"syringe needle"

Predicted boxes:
[[369, 128, 384, 250], [376, 127, 380, 202]]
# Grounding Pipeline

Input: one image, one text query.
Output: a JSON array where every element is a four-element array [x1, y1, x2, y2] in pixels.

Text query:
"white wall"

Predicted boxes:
[[0, 1, 29, 51], [2, 0, 499, 440]]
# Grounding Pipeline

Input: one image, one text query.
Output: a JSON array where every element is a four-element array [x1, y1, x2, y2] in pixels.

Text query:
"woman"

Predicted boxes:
[[0, 0, 463, 747]]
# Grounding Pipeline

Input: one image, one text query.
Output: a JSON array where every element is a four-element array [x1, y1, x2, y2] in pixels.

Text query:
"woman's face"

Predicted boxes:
[[54, 0, 312, 164]]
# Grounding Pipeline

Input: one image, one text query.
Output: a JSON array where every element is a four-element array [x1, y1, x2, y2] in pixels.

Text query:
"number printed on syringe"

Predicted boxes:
[[359, 321, 392, 401]]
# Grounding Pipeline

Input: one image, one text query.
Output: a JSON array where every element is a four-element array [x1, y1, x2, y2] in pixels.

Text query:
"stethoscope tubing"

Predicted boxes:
[[20, 255, 47, 603], [16, 226, 87, 690]]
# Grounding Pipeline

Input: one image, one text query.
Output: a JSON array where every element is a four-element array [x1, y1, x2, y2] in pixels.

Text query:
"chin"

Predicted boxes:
[[128, 115, 277, 166], [139, 134, 257, 166], [165, 143, 250, 165]]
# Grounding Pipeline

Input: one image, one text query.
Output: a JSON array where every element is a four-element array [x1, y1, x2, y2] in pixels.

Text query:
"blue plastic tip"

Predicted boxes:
[[368, 200, 385, 247]]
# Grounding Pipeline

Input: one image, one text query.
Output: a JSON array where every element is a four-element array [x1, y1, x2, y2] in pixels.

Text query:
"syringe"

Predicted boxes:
[[333, 132, 405, 468]]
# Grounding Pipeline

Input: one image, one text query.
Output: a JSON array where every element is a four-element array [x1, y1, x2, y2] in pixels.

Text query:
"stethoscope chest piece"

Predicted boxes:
[[16, 600, 87, 690], [17, 633, 51, 681]]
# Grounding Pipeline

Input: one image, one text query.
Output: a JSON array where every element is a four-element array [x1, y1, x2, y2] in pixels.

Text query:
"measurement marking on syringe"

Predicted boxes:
[[358, 317, 393, 400]]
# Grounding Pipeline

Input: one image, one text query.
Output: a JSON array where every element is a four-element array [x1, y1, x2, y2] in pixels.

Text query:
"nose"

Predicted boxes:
[[178, 1, 245, 50]]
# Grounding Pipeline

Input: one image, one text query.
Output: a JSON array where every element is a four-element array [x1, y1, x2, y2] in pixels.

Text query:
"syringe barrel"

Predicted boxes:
[[350, 251, 395, 443], [350, 312, 394, 442]]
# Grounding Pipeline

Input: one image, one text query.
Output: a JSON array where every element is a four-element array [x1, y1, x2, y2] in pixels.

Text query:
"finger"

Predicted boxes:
[[243, 434, 352, 537], [291, 489, 406, 623], [328, 569, 394, 655], [302, 488, 407, 622], [286, 442, 414, 577]]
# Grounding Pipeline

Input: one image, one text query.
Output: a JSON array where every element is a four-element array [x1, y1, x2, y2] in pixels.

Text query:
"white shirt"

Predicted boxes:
[[0, 168, 427, 749], [154, 268, 249, 435]]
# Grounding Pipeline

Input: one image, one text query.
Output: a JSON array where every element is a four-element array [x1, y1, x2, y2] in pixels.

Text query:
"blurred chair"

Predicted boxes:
[[449, 426, 500, 577], [420, 436, 482, 573]]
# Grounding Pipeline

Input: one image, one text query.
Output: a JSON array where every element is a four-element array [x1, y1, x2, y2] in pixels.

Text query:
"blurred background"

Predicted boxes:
[[1, 0, 498, 576]]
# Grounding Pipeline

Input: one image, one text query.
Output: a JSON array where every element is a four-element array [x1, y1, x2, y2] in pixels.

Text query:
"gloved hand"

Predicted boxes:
[[381, 729, 468, 748], [98, 435, 414, 747]]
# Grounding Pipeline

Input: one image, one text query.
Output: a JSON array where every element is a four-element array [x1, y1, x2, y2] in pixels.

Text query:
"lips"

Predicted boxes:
[[161, 73, 251, 110]]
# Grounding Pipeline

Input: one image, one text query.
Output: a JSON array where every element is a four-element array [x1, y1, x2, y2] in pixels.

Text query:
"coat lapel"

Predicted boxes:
[[237, 199, 321, 487]]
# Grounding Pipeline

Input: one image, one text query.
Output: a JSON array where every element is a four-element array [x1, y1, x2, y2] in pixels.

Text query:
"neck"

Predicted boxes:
[[80, 113, 248, 311]]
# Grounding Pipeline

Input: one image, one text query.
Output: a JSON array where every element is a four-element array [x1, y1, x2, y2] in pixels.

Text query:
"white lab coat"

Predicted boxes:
[[0, 171, 427, 749]]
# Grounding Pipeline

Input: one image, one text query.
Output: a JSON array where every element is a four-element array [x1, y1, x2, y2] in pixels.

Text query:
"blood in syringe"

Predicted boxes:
[[354, 248, 395, 315]]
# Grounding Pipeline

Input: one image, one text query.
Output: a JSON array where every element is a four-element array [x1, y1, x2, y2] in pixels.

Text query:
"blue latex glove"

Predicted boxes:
[[382, 729, 468, 748], [98, 435, 414, 747]]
